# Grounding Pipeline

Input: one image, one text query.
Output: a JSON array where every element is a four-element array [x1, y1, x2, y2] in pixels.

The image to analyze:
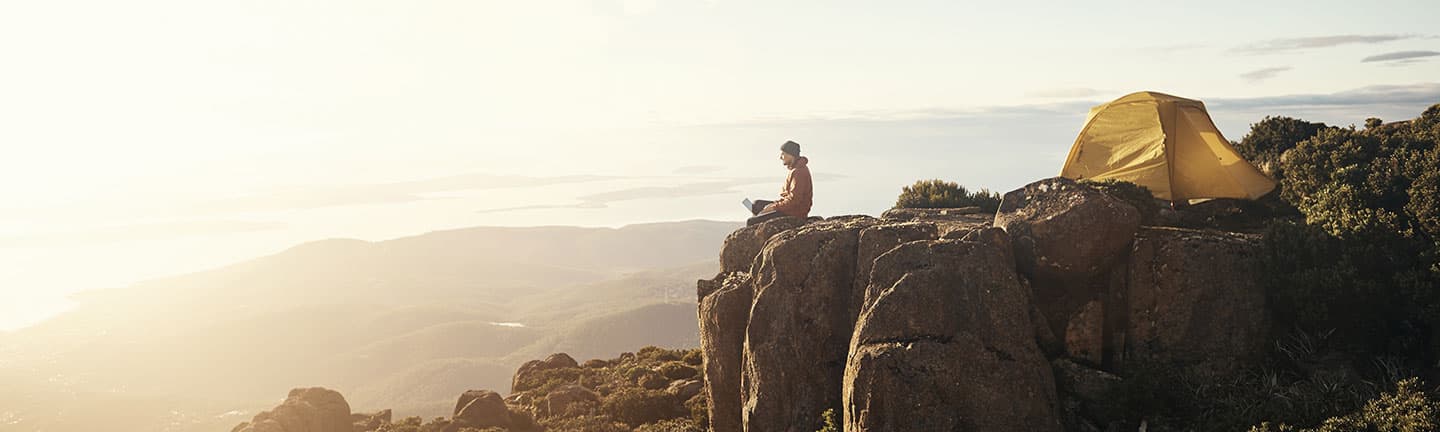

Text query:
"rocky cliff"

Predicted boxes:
[[697, 177, 1270, 432]]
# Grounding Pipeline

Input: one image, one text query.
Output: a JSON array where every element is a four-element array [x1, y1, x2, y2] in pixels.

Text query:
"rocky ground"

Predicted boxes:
[[698, 176, 1271, 432], [228, 176, 1280, 432], [231, 347, 708, 432]]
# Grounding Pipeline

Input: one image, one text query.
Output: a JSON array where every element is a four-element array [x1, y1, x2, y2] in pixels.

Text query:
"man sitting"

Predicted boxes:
[[747, 140, 813, 226]]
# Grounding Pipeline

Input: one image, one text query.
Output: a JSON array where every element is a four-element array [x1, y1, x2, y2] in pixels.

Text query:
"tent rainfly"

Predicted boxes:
[[1059, 91, 1276, 201]]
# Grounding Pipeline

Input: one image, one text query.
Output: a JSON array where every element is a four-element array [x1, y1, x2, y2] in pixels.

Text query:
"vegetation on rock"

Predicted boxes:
[[894, 179, 1001, 212], [1249, 377, 1440, 432], [1100, 103, 1440, 431]]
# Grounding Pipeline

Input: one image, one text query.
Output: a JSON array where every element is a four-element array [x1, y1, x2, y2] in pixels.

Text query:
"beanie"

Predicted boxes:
[[780, 140, 801, 157]]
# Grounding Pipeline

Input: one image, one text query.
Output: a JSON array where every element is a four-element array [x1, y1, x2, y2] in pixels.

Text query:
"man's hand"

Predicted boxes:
[[762, 203, 777, 213]]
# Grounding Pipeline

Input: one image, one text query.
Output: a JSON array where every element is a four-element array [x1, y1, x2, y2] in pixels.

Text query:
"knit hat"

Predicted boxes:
[[780, 140, 801, 157]]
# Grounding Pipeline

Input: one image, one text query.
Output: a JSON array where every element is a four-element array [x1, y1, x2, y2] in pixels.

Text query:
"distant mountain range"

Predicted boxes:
[[0, 220, 738, 432]]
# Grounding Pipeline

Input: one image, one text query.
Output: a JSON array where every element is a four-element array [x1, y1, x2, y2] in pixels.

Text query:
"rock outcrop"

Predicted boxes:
[[696, 176, 1274, 432], [453, 390, 511, 429], [447, 389, 540, 432], [698, 272, 753, 432], [743, 217, 877, 432], [995, 177, 1140, 286], [512, 353, 579, 393], [845, 239, 1062, 432], [854, 221, 939, 320], [718, 216, 812, 273], [994, 177, 1143, 367], [231, 387, 352, 432], [1125, 227, 1270, 373]]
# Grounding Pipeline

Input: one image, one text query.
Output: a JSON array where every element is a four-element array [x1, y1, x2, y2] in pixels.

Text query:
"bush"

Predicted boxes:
[[1250, 378, 1440, 432], [815, 408, 840, 432], [684, 392, 708, 427], [657, 361, 698, 380], [636, 346, 684, 363], [893, 179, 1001, 212], [601, 388, 685, 427], [1263, 104, 1440, 358], [512, 366, 583, 394], [633, 418, 704, 432], [542, 414, 630, 432], [1233, 115, 1332, 180], [681, 350, 703, 366]]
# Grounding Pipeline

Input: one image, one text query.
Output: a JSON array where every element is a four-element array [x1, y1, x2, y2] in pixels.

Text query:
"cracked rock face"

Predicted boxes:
[[994, 177, 1141, 349], [994, 176, 1139, 285], [697, 272, 753, 432], [719, 217, 812, 273], [742, 217, 877, 432], [854, 221, 940, 321], [844, 239, 1062, 432], [1125, 227, 1269, 374]]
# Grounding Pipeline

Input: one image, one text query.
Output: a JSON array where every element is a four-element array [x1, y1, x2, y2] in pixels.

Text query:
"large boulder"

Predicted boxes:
[[453, 390, 510, 429], [742, 217, 877, 432], [994, 177, 1140, 284], [844, 240, 1062, 432], [511, 353, 578, 393], [854, 222, 938, 319], [719, 216, 811, 273], [994, 177, 1140, 337], [881, 207, 993, 237], [1125, 227, 1269, 374], [879, 206, 982, 220], [232, 387, 352, 432], [697, 272, 753, 432]]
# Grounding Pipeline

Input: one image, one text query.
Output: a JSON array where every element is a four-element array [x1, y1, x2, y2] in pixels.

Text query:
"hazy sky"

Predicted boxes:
[[3, 0, 1439, 331]]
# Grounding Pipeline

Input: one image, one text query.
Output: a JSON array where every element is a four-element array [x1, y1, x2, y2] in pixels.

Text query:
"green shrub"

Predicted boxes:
[[601, 388, 685, 427], [681, 350, 703, 366], [1262, 104, 1440, 357], [511, 366, 584, 394], [542, 414, 630, 432], [684, 391, 708, 427], [893, 179, 1001, 212], [815, 408, 840, 432], [1233, 115, 1332, 180], [657, 361, 698, 380], [636, 346, 684, 363], [633, 418, 704, 432], [1250, 378, 1440, 432]]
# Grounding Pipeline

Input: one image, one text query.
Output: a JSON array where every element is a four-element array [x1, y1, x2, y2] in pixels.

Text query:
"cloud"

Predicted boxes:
[[1238, 66, 1292, 83], [0, 221, 286, 248], [1361, 50, 1440, 63], [1206, 83, 1440, 110], [1026, 87, 1105, 99], [1231, 34, 1417, 55]]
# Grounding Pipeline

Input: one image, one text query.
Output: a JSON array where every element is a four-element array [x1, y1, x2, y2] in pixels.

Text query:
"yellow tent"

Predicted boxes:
[[1059, 91, 1276, 201]]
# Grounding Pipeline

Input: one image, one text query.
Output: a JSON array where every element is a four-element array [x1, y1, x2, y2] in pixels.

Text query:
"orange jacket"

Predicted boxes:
[[773, 156, 813, 218]]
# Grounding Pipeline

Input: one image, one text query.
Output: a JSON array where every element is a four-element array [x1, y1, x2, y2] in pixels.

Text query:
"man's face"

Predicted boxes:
[[780, 152, 795, 165]]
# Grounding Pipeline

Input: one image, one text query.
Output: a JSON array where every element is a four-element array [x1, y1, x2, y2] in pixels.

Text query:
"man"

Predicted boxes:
[[747, 140, 813, 226]]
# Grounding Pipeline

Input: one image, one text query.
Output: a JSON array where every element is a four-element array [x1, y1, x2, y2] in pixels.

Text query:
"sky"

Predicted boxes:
[[2, 0, 1439, 331]]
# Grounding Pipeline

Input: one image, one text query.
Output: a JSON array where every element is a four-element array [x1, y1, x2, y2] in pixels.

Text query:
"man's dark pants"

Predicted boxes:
[[746, 199, 792, 226]]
